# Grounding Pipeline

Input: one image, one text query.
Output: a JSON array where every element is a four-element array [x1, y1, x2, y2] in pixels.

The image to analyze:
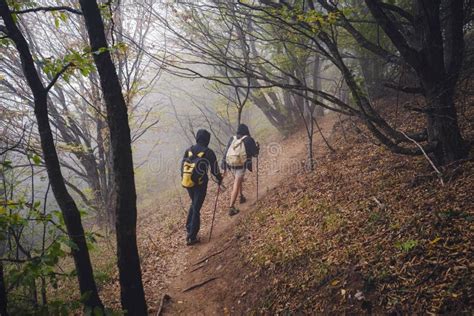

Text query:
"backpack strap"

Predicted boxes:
[[188, 146, 207, 158], [233, 135, 248, 143]]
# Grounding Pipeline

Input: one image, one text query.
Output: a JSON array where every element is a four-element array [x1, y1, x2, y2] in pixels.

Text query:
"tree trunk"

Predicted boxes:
[[306, 110, 315, 171], [0, 1, 103, 311], [312, 54, 324, 117], [364, 0, 468, 164], [249, 89, 299, 135], [425, 85, 468, 164], [0, 262, 8, 316], [78, 1, 148, 314]]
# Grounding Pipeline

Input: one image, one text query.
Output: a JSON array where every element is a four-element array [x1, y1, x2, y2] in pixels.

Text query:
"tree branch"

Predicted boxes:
[[45, 62, 72, 92], [365, 0, 422, 72], [379, 2, 415, 24], [401, 131, 444, 186], [11, 6, 82, 15], [384, 82, 424, 94]]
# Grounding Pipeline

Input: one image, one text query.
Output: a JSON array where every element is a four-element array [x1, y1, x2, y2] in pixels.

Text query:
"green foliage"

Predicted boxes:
[[41, 42, 128, 84], [0, 190, 99, 314], [0, 37, 13, 48], [30, 153, 42, 165], [271, 6, 340, 34], [6, 0, 37, 23], [395, 239, 418, 252], [6, 0, 37, 12], [41, 48, 95, 82], [51, 10, 69, 29]]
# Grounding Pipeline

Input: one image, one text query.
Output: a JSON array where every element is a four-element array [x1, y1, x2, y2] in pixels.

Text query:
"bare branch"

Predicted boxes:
[[11, 6, 82, 15], [401, 131, 444, 186]]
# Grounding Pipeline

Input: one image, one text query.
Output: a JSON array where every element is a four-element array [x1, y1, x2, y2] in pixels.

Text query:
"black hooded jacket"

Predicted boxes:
[[181, 129, 222, 185], [222, 124, 259, 171]]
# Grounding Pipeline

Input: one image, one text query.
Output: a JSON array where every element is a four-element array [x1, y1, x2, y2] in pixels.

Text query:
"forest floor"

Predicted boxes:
[[99, 98, 473, 314]]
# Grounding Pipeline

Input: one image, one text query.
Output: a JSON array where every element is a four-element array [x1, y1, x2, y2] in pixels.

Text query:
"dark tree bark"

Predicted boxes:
[[78, 1, 148, 314], [0, 262, 7, 316], [0, 0, 103, 311], [365, 0, 468, 164]]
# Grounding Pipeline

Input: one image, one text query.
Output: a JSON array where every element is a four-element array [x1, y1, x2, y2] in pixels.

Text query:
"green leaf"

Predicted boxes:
[[33, 200, 41, 209], [395, 239, 418, 252], [59, 12, 68, 22], [31, 154, 42, 165], [1, 160, 12, 169], [94, 47, 108, 55]]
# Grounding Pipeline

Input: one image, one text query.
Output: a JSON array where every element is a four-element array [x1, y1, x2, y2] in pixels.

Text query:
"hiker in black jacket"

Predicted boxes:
[[181, 129, 223, 245], [222, 124, 259, 216]]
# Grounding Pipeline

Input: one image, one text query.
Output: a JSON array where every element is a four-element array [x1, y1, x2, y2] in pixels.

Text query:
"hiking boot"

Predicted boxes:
[[229, 206, 240, 216], [239, 195, 247, 204], [186, 238, 200, 246]]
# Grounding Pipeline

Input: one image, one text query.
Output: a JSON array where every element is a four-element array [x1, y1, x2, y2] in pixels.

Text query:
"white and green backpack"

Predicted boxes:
[[226, 135, 247, 167]]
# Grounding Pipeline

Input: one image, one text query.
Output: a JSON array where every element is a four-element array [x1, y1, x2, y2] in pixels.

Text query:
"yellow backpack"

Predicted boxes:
[[181, 150, 206, 188]]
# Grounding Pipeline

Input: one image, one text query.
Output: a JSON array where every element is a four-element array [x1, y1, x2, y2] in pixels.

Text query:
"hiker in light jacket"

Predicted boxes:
[[181, 129, 223, 245], [222, 124, 259, 216]]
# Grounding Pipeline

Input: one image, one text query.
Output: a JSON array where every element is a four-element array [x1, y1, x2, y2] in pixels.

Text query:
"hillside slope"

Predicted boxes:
[[100, 103, 473, 314], [159, 103, 472, 314], [229, 104, 473, 314], [237, 128, 473, 314]]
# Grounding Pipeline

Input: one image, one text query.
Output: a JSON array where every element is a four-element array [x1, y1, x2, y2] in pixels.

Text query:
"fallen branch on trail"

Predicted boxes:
[[156, 294, 171, 316], [182, 277, 217, 292], [193, 243, 232, 266], [190, 263, 206, 273]]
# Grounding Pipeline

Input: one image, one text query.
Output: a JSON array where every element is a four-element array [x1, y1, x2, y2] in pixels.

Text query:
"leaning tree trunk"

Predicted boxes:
[[0, 1, 103, 311], [78, 1, 148, 314]]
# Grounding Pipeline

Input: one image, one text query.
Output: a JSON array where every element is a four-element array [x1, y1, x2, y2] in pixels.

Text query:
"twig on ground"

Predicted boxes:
[[190, 264, 206, 273], [400, 131, 444, 186], [147, 233, 160, 250], [193, 243, 232, 266], [156, 293, 170, 316], [182, 277, 217, 293], [371, 196, 386, 210]]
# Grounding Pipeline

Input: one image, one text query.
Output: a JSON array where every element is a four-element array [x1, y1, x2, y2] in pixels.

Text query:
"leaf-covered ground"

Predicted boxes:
[[235, 99, 474, 314]]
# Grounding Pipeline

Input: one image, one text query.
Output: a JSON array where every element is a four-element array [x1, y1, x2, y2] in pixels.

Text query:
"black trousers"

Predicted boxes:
[[186, 181, 208, 241]]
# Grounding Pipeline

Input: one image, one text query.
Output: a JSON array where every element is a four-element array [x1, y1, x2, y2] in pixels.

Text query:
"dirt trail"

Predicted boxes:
[[160, 114, 338, 315]]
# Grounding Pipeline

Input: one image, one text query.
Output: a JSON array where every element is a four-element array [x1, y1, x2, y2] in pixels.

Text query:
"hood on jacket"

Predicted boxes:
[[195, 129, 211, 147], [236, 123, 250, 137]]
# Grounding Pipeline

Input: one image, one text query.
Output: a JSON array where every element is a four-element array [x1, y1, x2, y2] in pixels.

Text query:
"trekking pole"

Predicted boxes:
[[256, 153, 259, 202], [209, 184, 220, 242]]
